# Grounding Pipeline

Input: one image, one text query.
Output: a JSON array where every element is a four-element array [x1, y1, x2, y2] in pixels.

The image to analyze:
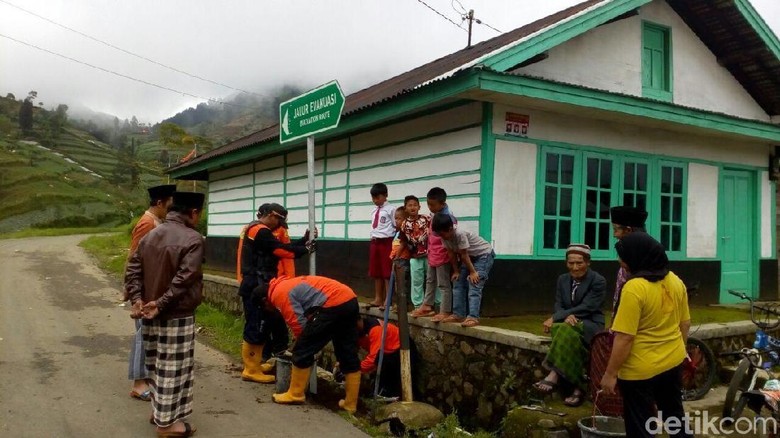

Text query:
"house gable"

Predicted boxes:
[[512, 0, 770, 122]]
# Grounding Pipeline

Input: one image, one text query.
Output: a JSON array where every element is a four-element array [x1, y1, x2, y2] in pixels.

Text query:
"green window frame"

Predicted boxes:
[[540, 149, 578, 253], [655, 161, 687, 254], [642, 21, 673, 101], [535, 146, 687, 259]]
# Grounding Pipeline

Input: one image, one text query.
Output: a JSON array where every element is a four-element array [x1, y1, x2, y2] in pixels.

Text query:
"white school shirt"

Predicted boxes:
[[370, 203, 396, 238]]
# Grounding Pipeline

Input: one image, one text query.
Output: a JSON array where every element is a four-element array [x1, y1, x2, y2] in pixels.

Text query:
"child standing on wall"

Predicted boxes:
[[390, 206, 411, 311], [401, 195, 432, 316], [432, 212, 495, 328], [423, 187, 456, 321], [368, 183, 396, 308]]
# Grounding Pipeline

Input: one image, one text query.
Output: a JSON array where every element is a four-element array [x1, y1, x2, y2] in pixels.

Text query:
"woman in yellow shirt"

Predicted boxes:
[[600, 232, 692, 438]]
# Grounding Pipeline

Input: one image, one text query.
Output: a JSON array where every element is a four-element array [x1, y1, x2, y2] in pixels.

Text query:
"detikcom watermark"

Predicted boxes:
[[647, 411, 778, 435]]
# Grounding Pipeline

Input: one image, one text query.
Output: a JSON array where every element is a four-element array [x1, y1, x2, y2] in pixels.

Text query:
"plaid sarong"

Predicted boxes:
[[143, 316, 196, 427], [544, 322, 587, 389]]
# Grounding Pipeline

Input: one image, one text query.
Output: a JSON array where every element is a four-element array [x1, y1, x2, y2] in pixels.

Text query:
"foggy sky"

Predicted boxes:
[[1, 0, 779, 124]]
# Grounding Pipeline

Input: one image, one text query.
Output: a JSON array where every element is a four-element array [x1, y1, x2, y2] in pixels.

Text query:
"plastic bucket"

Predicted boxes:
[[275, 358, 292, 394], [577, 416, 626, 438]]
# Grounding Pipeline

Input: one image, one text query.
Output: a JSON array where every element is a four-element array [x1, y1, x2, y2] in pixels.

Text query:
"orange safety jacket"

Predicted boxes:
[[358, 318, 401, 373], [268, 276, 357, 337], [236, 222, 296, 283], [274, 227, 296, 278]]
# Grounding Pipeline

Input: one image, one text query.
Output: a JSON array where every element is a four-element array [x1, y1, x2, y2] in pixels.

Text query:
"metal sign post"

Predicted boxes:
[[307, 135, 316, 275]]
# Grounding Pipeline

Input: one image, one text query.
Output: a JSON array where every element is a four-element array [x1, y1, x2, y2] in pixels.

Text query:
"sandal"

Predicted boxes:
[[157, 422, 197, 437], [461, 317, 480, 328], [564, 390, 586, 407], [532, 379, 558, 394], [440, 314, 465, 324], [130, 389, 153, 401], [430, 313, 451, 323]]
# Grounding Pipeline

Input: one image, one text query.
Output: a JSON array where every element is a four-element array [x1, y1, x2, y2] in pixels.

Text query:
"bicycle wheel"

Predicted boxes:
[[723, 358, 753, 420], [681, 337, 717, 401]]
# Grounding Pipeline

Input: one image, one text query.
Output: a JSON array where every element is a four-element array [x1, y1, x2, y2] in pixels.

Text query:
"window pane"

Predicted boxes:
[[558, 221, 571, 249], [544, 187, 557, 215], [561, 155, 574, 185], [598, 223, 610, 250], [586, 190, 598, 218], [560, 188, 573, 216], [661, 167, 672, 192], [661, 196, 670, 222], [546, 154, 559, 183], [587, 158, 598, 187], [673, 168, 683, 194], [600, 160, 612, 188], [584, 222, 596, 249], [672, 225, 681, 251], [544, 220, 556, 248], [661, 225, 670, 251], [624, 163, 635, 190], [623, 193, 634, 207], [599, 191, 611, 219], [637, 164, 647, 191], [636, 194, 647, 211], [673, 197, 682, 222]]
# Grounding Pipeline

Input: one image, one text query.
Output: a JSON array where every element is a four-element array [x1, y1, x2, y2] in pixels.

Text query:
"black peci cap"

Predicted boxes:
[[610, 206, 648, 228], [147, 184, 176, 201], [172, 191, 205, 210]]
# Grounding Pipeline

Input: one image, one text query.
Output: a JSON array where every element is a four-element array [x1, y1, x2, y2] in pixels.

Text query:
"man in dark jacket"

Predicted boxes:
[[125, 191, 205, 437], [236, 203, 313, 383]]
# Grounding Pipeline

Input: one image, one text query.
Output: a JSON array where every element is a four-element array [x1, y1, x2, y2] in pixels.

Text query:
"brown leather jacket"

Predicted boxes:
[[124, 211, 204, 319]]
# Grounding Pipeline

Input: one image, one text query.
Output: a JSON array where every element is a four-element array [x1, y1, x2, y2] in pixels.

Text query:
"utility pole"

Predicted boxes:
[[466, 9, 474, 47]]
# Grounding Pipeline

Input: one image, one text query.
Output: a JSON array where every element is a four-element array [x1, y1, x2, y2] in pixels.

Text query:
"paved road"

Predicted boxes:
[[0, 235, 368, 438]]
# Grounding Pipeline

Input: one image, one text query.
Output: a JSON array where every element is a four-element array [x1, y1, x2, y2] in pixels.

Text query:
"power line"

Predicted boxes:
[[476, 19, 502, 34], [0, 0, 266, 99], [0, 33, 264, 111], [414, 0, 467, 32]]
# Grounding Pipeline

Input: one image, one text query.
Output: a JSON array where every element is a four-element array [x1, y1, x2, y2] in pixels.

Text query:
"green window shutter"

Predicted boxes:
[[642, 22, 672, 101], [539, 150, 579, 253], [657, 161, 687, 254]]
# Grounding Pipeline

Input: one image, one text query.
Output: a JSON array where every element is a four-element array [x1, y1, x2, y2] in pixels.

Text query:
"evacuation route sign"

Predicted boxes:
[[279, 80, 345, 144]]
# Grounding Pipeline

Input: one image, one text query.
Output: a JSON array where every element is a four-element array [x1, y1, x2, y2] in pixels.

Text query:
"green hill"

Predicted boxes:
[[0, 95, 168, 233]]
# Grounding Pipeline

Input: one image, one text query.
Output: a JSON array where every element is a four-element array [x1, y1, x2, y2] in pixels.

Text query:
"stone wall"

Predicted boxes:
[[201, 275, 772, 432]]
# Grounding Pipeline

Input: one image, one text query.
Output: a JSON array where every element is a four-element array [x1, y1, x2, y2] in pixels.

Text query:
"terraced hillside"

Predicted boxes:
[[0, 133, 166, 233]]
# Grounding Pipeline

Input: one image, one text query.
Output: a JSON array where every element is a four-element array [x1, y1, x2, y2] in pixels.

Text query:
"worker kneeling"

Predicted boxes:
[[257, 275, 362, 413]]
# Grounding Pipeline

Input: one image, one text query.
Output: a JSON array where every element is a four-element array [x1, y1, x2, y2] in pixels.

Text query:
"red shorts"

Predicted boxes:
[[368, 237, 393, 279]]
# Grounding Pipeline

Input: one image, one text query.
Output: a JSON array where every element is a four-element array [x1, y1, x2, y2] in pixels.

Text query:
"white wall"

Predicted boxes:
[[760, 172, 774, 258], [514, 0, 769, 122], [206, 103, 483, 238], [491, 140, 537, 255], [686, 163, 719, 258], [492, 104, 771, 167]]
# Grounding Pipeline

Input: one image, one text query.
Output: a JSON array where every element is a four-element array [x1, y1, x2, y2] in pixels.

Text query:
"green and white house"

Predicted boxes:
[[171, 0, 780, 313]]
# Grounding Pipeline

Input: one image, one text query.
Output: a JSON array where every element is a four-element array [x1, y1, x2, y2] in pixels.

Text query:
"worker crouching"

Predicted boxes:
[[258, 275, 362, 413]]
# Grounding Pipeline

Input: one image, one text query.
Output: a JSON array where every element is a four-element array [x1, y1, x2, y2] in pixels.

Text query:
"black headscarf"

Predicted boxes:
[[615, 232, 669, 282]]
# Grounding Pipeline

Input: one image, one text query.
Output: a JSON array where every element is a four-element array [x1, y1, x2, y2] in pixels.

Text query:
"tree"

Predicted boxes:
[[18, 98, 33, 135], [5, 93, 15, 100], [159, 149, 170, 166]]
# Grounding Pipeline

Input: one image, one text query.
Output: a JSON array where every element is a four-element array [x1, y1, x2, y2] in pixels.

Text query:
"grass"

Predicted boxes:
[[481, 305, 754, 336], [79, 228, 132, 275]]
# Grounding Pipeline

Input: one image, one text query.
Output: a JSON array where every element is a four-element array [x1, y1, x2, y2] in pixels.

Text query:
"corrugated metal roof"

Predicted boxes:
[[171, 0, 604, 173], [173, 0, 780, 176]]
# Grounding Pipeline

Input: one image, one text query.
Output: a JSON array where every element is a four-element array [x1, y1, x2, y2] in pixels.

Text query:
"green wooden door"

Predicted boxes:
[[719, 170, 756, 303]]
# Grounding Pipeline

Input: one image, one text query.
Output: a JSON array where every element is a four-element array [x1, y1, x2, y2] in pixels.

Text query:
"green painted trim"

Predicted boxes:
[[350, 123, 481, 157], [479, 102, 494, 242], [772, 180, 777, 257], [641, 21, 673, 102], [322, 143, 328, 236], [481, 0, 652, 71], [349, 145, 481, 174], [479, 71, 780, 142], [652, 161, 687, 255], [169, 73, 481, 179], [345, 138, 352, 239], [734, 0, 780, 62], [210, 196, 255, 205], [210, 168, 255, 183], [285, 173, 326, 182], [209, 183, 254, 194], [348, 170, 481, 190], [503, 133, 768, 171]]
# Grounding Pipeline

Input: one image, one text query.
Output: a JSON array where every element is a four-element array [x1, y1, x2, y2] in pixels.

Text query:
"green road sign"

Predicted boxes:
[[279, 80, 345, 144]]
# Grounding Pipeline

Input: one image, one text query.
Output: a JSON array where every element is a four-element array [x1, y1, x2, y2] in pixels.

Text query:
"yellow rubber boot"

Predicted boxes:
[[338, 371, 361, 413], [272, 366, 311, 405], [241, 342, 275, 384], [259, 361, 274, 374]]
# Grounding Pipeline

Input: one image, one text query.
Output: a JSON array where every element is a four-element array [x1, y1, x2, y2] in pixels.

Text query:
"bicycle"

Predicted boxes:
[[680, 281, 717, 401], [721, 290, 780, 420]]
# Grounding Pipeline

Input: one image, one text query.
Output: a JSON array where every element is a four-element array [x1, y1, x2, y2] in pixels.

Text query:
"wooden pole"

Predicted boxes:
[[395, 263, 413, 401]]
